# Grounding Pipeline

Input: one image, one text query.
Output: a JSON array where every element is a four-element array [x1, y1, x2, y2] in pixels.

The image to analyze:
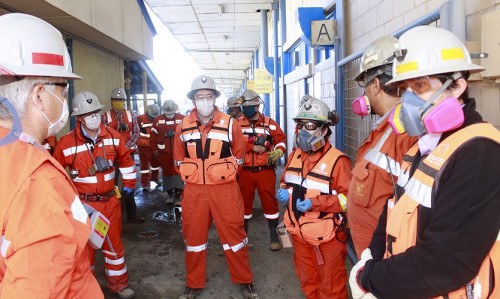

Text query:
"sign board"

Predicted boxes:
[[254, 68, 273, 94], [246, 80, 255, 91], [311, 19, 336, 46]]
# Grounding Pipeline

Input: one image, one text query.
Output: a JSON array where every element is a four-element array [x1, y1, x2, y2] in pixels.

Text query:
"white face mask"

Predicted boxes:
[[165, 112, 175, 119], [37, 88, 69, 137], [195, 99, 215, 117], [83, 112, 102, 130]]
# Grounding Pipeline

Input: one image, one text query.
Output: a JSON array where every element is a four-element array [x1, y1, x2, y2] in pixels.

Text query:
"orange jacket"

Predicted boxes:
[[151, 113, 184, 155], [281, 143, 351, 245], [103, 109, 139, 149], [54, 123, 137, 193], [239, 113, 286, 167], [174, 107, 246, 184], [0, 127, 103, 298], [385, 123, 500, 299], [136, 113, 154, 147]]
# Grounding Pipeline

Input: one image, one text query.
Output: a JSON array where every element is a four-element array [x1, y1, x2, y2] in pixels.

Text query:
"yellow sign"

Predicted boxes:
[[254, 69, 273, 94], [246, 80, 255, 91]]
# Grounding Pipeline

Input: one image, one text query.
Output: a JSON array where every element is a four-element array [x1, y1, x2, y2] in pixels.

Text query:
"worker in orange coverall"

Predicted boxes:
[[54, 91, 137, 299], [277, 96, 351, 299], [237, 89, 286, 251], [174, 75, 258, 299], [0, 13, 103, 298], [348, 36, 417, 258], [151, 99, 184, 205], [136, 104, 161, 191]]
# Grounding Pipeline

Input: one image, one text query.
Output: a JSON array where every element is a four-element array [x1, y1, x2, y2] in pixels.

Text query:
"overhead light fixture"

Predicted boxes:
[[218, 4, 223, 16]]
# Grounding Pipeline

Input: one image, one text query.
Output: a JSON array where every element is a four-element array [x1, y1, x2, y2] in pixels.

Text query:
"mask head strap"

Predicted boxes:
[[420, 72, 462, 115], [0, 97, 23, 146]]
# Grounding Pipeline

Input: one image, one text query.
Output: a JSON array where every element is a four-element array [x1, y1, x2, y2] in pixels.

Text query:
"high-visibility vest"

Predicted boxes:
[[283, 145, 347, 246], [385, 123, 500, 299], [137, 113, 153, 147], [177, 113, 239, 185], [104, 109, 133, 135]]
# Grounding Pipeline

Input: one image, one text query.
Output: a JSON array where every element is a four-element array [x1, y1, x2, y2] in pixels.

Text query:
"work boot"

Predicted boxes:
[[268, 219, 281, 251], [166, 189, 174, 204], [127, 213, 145, 223], [174, 189, 182, 207], [244, 219, 249, 234], [116, 287, 135, 299], [178, 287, 202, 299], [240, 283, 259, 299]]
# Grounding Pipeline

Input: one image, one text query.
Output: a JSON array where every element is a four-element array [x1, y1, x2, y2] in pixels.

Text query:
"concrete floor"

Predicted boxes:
[[94, 162, 354, 299]]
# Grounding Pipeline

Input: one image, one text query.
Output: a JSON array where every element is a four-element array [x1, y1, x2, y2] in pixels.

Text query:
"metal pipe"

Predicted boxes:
[[334, 0, 346, 150], [142, 71, 147, 110], [280, 0, 287, 160], [440, 2, 451, 31], [66, 37, 76, 130], [261, 9, 270, 116], [450, 0, 466, 42], [337, 9, 441, 67], [272, 2, 280, 125]]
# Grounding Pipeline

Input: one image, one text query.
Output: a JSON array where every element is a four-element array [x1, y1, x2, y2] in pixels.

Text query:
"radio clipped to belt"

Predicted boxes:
[[82, 203, 110, 249]]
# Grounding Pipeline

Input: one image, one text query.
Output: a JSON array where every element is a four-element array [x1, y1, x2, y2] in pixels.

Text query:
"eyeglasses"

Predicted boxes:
[[40, 82, 69, 98], [194, 94, 215, 101], [296, 121, 322, 130], [396, 76, 443, 96]]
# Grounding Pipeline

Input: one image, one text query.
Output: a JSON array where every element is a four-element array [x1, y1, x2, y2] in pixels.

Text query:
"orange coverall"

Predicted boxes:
[[238, 113, 286, 220], [173, 107, 253, 289], [281, 142, 351, 299], [0, 127, 103, 298], [54, 123, 137, 293], [136, 113, 160, 187], [347, 117, 417, 258]]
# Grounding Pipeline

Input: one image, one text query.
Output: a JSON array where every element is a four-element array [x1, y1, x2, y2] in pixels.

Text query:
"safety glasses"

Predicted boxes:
[[194, 94, 215, 101], [40, 82, 69, 98], [296, 121, 322, 130], [396, 76, 443, 96]]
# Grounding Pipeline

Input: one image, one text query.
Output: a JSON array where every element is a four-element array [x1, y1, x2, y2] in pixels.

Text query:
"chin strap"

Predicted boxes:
[[0, 97, 23, 146]]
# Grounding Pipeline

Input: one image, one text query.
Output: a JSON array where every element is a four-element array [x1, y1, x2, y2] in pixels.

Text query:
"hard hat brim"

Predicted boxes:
[[186, 88, 221, 100], [71, 103, 105, 116], [387, 63, 485, 85]]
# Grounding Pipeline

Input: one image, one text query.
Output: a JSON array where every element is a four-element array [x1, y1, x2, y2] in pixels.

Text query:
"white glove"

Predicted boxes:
[[349, 248, 377, 299]]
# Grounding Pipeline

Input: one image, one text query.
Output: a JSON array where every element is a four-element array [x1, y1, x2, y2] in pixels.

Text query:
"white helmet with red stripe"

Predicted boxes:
[[0, 13, 81, 79]]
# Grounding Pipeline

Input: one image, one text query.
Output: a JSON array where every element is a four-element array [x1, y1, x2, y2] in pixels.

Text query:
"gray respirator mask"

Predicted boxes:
[[293, 128, 326, 152]]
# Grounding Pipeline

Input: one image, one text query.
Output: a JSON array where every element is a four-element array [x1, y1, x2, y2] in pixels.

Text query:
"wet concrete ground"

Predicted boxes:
[[94, 160, 353, 299]]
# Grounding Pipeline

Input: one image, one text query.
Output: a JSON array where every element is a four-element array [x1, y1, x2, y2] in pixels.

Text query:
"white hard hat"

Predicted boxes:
[[111, 87, 127, 100], [293, 96, 337, 126], [162, 99, 178, 114], [186, 75, 221, 100], [388, 26, 485, 84], [146, 104, 160, 118], [0, 13, 81, 79], [354, 35, 399, 82], [239, 89, 261, 107], [71, 91, 104, 116], [226, 96, 240, 108]]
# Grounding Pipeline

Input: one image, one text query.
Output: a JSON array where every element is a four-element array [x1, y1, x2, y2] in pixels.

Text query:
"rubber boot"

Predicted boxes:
[[244, 219, 249, 234], [268, 219, 281, 251]]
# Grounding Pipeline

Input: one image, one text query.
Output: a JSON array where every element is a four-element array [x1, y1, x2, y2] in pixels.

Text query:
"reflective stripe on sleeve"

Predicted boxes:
[[338, 193, 347, 212]]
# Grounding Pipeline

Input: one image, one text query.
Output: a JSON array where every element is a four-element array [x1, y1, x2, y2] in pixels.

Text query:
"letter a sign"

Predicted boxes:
[[311, 19, 336, 46]]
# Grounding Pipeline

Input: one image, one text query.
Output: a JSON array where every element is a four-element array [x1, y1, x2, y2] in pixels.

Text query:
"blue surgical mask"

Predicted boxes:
[[242, 106, 257, 118]]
